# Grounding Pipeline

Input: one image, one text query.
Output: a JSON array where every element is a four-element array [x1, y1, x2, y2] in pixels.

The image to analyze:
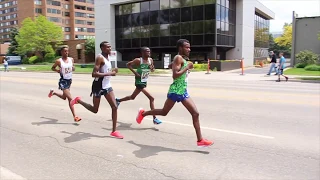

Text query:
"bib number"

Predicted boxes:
[[64, 67, 71, 74], [141, 71, 150, 82]]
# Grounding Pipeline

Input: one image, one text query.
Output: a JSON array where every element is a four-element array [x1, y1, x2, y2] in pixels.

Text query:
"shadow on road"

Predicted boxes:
[[31, 117, 79, 126], [60, 131, 113, 143], [102, 120, 159, 132], [128, 140, 210, 158]]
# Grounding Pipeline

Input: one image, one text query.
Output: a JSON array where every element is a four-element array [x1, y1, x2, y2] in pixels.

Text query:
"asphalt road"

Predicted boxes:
[[1, 72, 319, 180]]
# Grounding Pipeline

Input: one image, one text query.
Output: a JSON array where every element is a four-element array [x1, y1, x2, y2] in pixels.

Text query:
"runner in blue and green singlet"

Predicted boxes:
[[116, 47, 162, 125], [135, 39, 213, 147]]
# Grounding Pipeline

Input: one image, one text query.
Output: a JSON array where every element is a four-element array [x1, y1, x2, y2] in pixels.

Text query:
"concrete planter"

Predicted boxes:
[[210, 60, 241, 71]]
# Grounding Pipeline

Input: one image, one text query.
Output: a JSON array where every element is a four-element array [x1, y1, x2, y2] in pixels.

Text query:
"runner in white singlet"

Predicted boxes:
[[70, 41, 123, 139], [48, 46, 81, 122]]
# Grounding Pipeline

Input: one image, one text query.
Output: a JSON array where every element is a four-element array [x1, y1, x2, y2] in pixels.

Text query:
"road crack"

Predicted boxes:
[[1, 126, 179, 180]]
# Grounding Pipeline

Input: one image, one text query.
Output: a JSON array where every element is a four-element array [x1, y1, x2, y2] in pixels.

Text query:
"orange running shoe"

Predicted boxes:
[[74, 116, 82, 122]]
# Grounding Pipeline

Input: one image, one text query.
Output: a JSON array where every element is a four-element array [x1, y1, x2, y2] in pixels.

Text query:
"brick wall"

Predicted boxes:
[[61, 40, 86, 64]]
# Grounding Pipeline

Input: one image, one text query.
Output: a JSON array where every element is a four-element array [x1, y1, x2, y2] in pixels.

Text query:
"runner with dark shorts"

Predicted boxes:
[[116, 47, 162, 125], [70, 41, 123, 139], [48, 46, 81, 122]]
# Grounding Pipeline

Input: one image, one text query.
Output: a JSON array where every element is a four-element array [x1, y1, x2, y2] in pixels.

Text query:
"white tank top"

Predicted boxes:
[[60, 57, 72, 79], [95, 54, 112, 89]]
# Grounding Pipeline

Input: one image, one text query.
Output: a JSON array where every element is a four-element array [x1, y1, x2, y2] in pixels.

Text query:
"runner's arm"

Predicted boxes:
[[71, 58, 75, 71], [51, 59, 61, 73], [168, 63, 173, 69], [127, 58, 140, 76], [172, 55, 190, 79], [92, 56, 116, 77], [150, 58, 155, 72]]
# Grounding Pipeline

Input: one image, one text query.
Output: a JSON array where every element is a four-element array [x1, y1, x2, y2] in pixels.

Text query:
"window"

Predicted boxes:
[[87, 21, 94, 25], [170, 0, 180, 8], [75, 12, 86, 17], [160, 24, 169, 36], [159, 9, 169, 24], [160, 0, 170, 10], [132, 3, 140, 13], [47, 17, 61, 23], [87, 7, 94, 11], [192, 21, 204, 34], [181, 7, 191, 22], [182, 0, 192, 7], [193, 6, 204, 21], [46, 0, 61, 6], [149, 11, 159, 25], [141, 1, 149, 12], [35, 8, 42, 14], [34, 0, 42, 5], [87, 28, 95, 33], [65, 34, 70, 40], [205, 4, 215, 20], [65, 27, 70, 32], [75, 19, 86, 24], [47, 8, 61, 14], [170, 8, 180, 23], [170, 23, 180, 36], [150, 0, 159, 11]]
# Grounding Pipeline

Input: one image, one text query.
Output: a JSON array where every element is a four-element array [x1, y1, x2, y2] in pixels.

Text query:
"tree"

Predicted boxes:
[[269, 33, 291, 57], [274, 24, 292, 50], [318, 32, 320, 40], [84, 38, 95, 55], [6, 26, 19, 56], [16, 15, 63, 58]]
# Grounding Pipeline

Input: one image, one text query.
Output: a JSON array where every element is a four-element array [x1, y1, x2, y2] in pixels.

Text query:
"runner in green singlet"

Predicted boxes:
[[135, 39, 213, 147], [116, 47, 162, 124]]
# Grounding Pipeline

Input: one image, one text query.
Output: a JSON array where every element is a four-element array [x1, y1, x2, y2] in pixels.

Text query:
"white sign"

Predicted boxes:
[[109, 51, 117, 68], [163, 54, 171, 69]]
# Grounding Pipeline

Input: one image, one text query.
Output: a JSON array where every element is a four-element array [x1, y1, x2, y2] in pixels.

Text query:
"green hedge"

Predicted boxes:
[[304, 64, 320, 71]]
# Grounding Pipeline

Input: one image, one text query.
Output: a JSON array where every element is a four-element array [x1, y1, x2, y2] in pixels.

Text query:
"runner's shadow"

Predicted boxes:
[[102, 120, 159, 131], [61, 131, 113, 143], [128, 140, 210, 158], [31, 117, 79, 126]]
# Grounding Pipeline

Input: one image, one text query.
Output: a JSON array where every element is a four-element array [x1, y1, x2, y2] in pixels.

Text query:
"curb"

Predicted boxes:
[[2, 70, 171, 77]]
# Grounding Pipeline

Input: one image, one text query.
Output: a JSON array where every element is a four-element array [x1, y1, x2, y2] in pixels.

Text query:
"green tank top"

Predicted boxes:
[[135, 58, 151, 85], [168, 57, 188, 95]]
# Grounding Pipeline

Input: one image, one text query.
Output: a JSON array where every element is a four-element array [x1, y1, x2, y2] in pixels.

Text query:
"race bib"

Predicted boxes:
[[65, 67, 71, 74], [141, 70, 150, 82]]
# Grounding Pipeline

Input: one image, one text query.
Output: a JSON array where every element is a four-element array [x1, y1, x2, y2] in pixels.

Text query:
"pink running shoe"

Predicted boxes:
[[197, 139, 214, 147], [48, 89, 54, 98], [70, 97, 81, 106], [136, 108, 145, 124], [110, 131, 124, 139]]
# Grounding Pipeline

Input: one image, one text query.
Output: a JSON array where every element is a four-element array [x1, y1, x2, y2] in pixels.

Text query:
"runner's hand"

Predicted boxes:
[[149, 64, 155, 72], [112, 68, 118, 73], [187, 62, 194, 70]]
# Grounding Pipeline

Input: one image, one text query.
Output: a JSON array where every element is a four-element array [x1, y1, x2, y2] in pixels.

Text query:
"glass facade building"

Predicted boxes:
[[254, 12, 270, 49], [114, 0, 236, 61]]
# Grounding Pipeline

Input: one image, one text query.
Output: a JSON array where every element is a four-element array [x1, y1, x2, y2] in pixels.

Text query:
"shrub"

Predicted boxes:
[[294, 63, 307, 68], [28, 56, 39, 64], [296, 50, 319, 65], [44, 53, 56, 63], [304, 64, 320, 71], [22, 56, 29, 64], [193, 63, 208, 70]]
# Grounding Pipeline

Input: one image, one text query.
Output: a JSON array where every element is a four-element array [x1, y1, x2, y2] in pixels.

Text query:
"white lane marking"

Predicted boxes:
[[145, 118, 275, 139], [0, 166, 26, 180]]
